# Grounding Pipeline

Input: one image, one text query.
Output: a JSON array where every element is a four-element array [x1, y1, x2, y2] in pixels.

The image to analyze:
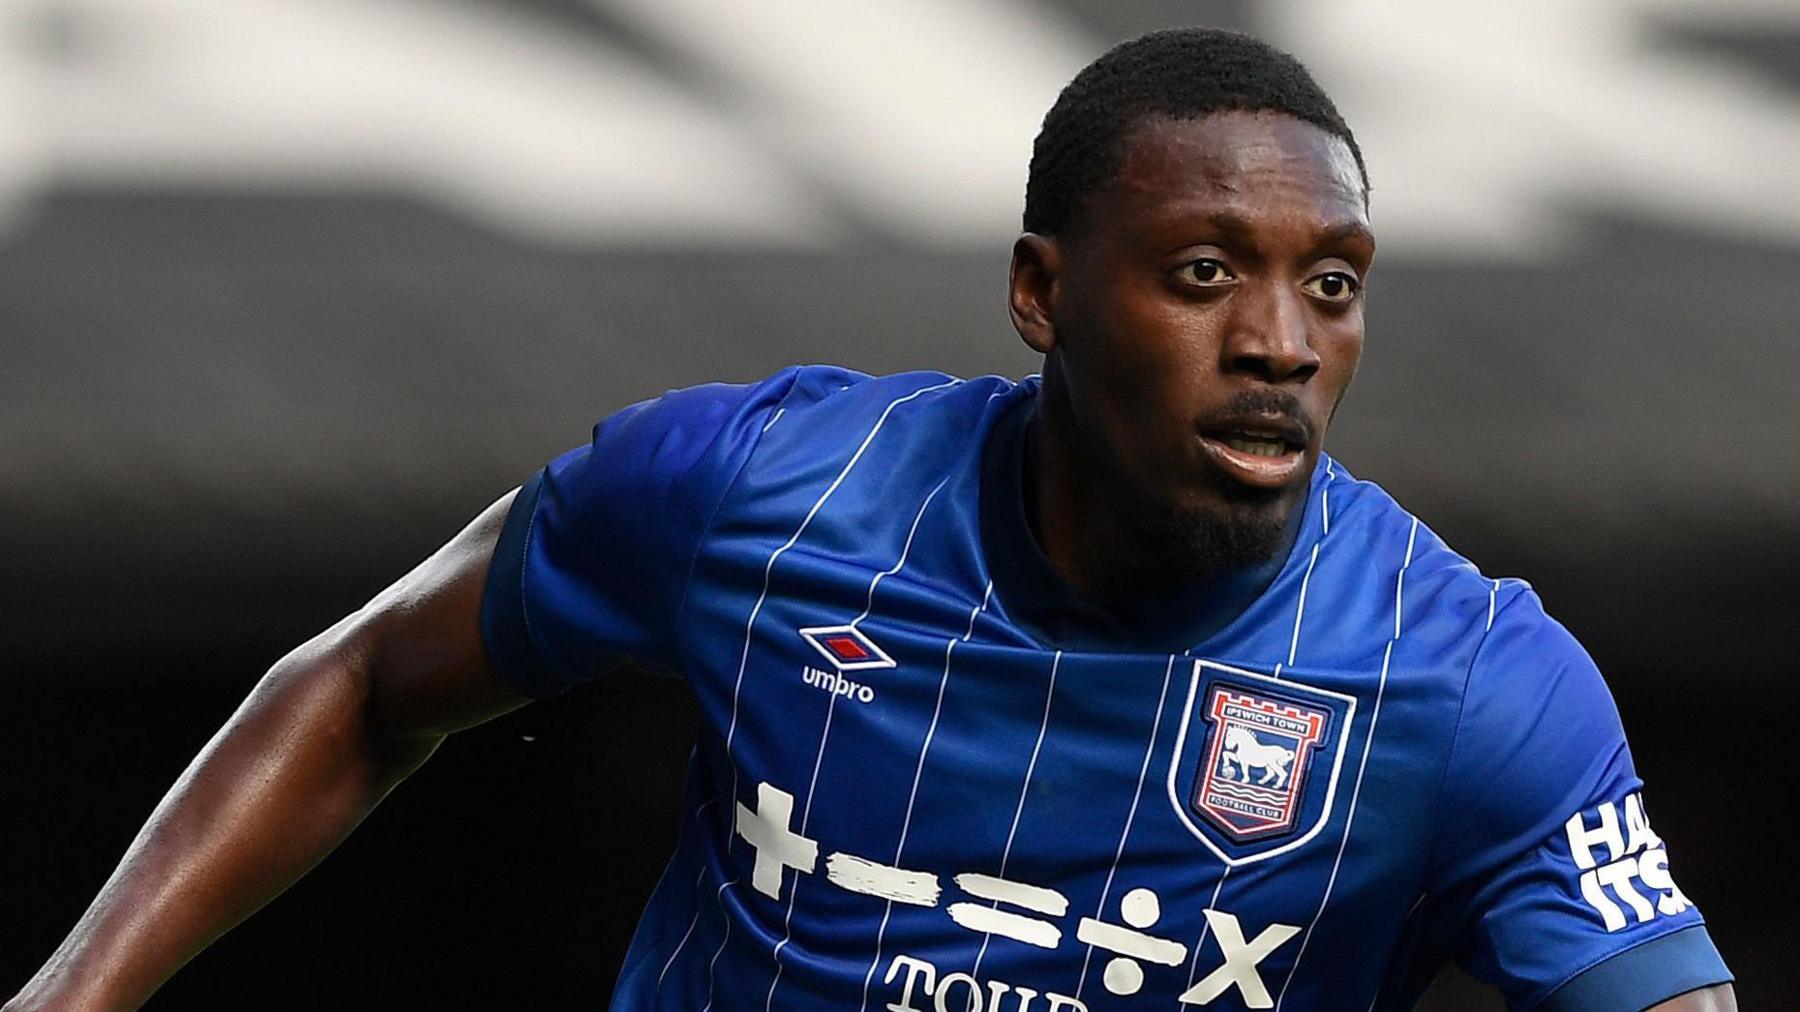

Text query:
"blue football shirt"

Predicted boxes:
[[480, 366, 1730, 1010]]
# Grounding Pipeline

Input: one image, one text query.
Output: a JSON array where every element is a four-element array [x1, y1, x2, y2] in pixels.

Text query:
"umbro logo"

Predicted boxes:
[[798, 624, 894, 672]]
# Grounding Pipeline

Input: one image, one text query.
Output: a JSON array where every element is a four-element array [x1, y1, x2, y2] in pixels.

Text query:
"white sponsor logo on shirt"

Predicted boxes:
[[1565, 792, 1692, 932], [736, 779, 1300, 1006]]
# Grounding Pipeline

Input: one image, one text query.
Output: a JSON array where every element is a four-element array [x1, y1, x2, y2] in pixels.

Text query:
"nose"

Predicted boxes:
[[1222, 280, 1320, 384]]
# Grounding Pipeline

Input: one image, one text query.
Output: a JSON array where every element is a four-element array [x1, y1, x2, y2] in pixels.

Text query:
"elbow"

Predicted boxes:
[[254, 608, 439, 775], [336, 607, 448, 761]]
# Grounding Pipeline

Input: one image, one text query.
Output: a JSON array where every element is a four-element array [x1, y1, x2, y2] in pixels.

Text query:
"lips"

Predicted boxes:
[[1196, 414, 1310, 490]]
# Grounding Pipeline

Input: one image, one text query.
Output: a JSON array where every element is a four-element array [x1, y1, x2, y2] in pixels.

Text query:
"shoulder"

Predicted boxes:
[[1316, 456, 1536, 653], [588, 365, 1022, 545], [581, 365, 1021, 498], [568, 366, 996, 480], [740, 368, 1022, 481], [761, 366, 1015, 431]]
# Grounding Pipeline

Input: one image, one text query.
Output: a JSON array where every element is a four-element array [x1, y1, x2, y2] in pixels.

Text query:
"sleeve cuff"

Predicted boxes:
[[479, 469, 564, 698], [1538, 924, 1732, 1011]]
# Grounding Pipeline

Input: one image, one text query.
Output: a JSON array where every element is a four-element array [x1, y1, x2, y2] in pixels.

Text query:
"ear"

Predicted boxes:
[[1008, 232, 1061, 355]]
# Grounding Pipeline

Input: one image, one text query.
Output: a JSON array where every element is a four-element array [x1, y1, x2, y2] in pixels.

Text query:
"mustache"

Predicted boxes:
[[1194, 389, 1317, 444]]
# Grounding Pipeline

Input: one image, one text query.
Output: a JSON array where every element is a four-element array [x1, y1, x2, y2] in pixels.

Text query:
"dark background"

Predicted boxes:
[[3, 1, 1794, 1008]]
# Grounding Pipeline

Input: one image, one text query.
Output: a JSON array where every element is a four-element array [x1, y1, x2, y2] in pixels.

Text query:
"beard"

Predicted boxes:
[[1112, 388, 1312, 589], [1030, 373, 1307, 597], [1113, 474, 1294, 590]]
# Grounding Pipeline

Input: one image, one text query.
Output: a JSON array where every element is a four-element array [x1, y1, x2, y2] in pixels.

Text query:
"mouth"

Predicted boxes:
[[1196, 418, 1309, 490]]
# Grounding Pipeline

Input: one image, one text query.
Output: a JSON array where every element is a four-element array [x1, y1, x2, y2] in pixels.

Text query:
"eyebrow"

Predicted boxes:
[[1313, 220, 1377, 258], [1197, 211, 1257, 240], [1185, 212, 1376, 256]]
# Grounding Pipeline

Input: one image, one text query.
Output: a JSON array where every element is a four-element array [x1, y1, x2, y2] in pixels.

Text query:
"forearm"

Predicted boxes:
[[9, 490, 524, 1011], [8, 617, 438, 1011]]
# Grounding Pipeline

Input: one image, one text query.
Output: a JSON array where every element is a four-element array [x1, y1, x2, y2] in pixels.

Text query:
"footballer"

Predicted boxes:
[[8, 28, 1734, 1012]]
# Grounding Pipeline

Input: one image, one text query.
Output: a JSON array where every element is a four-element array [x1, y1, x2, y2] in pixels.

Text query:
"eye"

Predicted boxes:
[[1302, 271, 1361, 304], [1175, 258, 1236, 287]]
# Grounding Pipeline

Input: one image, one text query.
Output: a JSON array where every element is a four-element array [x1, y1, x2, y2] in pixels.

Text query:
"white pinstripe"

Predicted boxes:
[[1321, 458, 1335, 535], [658, 865, 711, 991], [695, 377, 959, 1012], [968, 650, 1063, 987], [655, 798, 718, 993], [1180, 641, 1235, 989], [1282, 465, 1335, 675], [763, 473, 950, 1010], [1186, 871, 1234, 988], [850, 477, 950, 628], [966, 580, 993, 641], [1393, 521, 1416, 639], [764, 679, 842, 1012], [697, 879, 735, 1012], [857, 582, 992, 1012], [1273, 515, 1419, 1010], [1285, 544, 1322, 670], [1074, 655, 1178, 1002]]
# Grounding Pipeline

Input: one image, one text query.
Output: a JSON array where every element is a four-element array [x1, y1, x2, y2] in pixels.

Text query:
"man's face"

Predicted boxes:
[[1026, 110, 1373, 576]]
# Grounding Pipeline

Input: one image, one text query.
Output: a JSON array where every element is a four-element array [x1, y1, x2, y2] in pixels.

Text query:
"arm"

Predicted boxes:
[[1426, 591, 1733, 1010], [7, 491, 530, 1012], [1650, 984, 1737, 1011]]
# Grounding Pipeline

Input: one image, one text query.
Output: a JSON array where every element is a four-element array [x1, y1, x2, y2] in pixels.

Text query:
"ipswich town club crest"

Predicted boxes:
[[1195, 688, 1329, 840], [1167, 661, 1356, 865]]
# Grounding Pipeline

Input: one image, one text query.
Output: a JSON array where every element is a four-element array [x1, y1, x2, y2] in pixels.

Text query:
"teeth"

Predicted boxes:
[[1221, 435, 1289, 457]]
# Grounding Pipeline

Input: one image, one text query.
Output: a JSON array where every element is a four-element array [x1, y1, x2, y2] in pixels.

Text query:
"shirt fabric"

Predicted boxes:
[[481, 366, 1730, 1011]]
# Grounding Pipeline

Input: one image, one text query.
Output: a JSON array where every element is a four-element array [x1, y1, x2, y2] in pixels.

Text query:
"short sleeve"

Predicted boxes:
[[479, 369, 804, 697], [1425, 590, 1731, 1009]]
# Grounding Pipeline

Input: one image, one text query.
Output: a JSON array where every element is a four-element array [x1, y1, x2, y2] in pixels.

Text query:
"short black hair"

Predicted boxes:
[[1023, 28, 1367, 235]]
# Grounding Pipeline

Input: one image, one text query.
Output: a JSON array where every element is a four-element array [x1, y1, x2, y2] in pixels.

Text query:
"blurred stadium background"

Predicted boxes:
[[3, 0, 1794, 1007]]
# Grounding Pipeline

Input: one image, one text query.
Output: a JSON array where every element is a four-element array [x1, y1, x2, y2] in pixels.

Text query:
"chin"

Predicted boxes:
[[1129, 489, 1293, 582]]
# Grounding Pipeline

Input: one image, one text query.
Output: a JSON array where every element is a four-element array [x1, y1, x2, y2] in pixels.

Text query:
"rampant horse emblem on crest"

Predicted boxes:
[[1193, 687, 1330, 841], [1220, 724, 1296, 788]]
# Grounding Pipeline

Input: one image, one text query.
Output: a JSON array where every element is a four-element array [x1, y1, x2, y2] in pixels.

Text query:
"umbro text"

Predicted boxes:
[[801, 665, 877, 704]]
